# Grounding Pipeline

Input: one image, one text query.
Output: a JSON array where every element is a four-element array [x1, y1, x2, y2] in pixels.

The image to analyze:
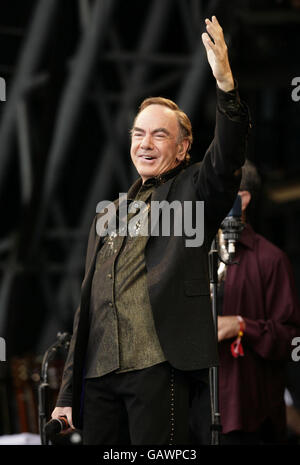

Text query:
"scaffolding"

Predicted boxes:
[[0, 0, 300, 357]]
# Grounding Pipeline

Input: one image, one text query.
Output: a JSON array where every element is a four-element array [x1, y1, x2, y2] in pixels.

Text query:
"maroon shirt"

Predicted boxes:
[[219, 224, 300, 437]]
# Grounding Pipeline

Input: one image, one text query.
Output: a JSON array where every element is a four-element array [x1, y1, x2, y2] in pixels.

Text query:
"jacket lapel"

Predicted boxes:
[[148, 176, 176, 238]]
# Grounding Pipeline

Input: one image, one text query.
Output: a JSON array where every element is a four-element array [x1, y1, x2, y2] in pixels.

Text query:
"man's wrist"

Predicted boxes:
[[216, 73, 235, 93], [236, 315, 246, 334], [216, 78, 249, 123]]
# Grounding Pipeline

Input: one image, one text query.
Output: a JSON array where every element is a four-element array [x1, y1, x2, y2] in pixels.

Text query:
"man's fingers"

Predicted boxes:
[[205, 16, 224, 45], [212, 15, 221, 28], [207, 16, 222, 32], [201, 32, 215, 51], [66, 413, 75, 429], [51, 406, 75, 430]]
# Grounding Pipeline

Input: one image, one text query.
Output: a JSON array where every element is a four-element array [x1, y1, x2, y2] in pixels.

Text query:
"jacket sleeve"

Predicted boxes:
[[55, 215, 98, 406], [55, 305, 81, 406], [243, 250, 300, 360], [193, 84, 251, 235]]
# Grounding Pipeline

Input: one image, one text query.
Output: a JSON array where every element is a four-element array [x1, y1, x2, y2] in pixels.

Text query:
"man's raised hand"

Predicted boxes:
[[202, 16, 234, 93]]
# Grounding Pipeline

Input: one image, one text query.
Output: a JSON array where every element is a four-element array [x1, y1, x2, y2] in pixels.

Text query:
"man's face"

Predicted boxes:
[[130, 104, 186, 183]]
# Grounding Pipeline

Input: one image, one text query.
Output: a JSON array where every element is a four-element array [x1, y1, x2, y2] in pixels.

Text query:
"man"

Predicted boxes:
[[192, 161, 300, 444], [51, 16, 250, 444]]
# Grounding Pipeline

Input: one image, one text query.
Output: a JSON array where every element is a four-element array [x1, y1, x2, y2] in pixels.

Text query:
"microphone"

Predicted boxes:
[[220, 195, 244, 261], [44, 416, 70, 437]]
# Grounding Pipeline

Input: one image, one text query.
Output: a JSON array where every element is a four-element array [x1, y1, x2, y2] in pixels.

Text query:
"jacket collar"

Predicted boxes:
[[128, 162, 185, 200]]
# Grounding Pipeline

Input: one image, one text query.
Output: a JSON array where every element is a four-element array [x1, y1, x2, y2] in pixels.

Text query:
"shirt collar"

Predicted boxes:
[[128, 162, 185, 199], [140, 162, 185, 191]]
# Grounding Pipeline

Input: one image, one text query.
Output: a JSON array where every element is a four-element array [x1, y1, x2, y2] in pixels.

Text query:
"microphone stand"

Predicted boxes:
[[208, 237, 222, 445], [207, 196, 244, 444], [208, 230, 242, 445], [38, 332, 71, 445]]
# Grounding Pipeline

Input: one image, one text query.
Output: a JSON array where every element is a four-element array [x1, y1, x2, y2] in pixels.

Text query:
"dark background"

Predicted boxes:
[[0, 0, 300, 435]]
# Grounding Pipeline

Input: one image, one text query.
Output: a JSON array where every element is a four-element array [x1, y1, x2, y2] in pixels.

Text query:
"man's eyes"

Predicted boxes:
[[132, 131, 168, 139], [154, 132, 167, 138]]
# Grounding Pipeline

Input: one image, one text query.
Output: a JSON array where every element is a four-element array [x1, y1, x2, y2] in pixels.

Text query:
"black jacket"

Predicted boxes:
[[57, 100, 250, 428]]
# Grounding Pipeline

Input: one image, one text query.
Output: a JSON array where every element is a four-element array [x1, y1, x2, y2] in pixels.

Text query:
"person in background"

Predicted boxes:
[[192, 160, 300, 445]]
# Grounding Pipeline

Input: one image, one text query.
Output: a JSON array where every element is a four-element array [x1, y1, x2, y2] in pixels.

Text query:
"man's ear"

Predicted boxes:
[[238, 190, 251, 212], [176, 139, 189, 161]]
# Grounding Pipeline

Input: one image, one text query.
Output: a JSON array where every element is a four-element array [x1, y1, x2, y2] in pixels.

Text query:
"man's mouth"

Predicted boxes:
[[138, 155, 156, 161]]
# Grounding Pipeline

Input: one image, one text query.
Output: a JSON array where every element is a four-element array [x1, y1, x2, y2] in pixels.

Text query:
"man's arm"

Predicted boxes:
[[194, 17, 250, 233], [50, 306, 80, 429], [51, 215, 98, 427]]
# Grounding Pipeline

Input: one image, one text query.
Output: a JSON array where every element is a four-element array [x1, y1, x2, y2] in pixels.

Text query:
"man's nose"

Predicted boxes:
[[141, 133, 154, 149]]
